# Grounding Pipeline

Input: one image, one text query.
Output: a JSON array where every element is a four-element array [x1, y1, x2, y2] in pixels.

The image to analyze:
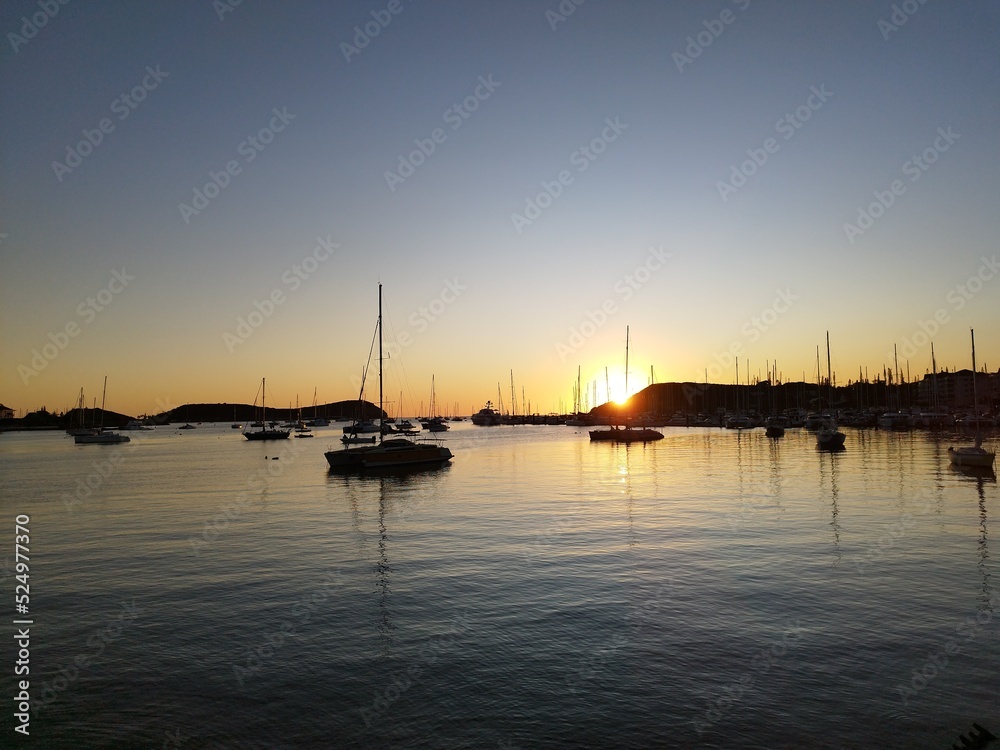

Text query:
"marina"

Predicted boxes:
[[1, 420, 996, 747]]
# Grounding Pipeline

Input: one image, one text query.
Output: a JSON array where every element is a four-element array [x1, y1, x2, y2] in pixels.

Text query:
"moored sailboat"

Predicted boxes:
[[74, 377, 130, 445], [589, 327, 664, 443], [948, 329, 996, 469], [815, 332, 845, 450], [325, 284, 452, 471], [243, 379, 290, 441]]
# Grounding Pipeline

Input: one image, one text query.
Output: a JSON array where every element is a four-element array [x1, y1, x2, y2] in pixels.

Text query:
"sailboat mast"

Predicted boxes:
[[971, 328, 981, 446], [893, 344, 900, 410], [624, 326, 629, 402], [510, 370, 516, 417], [816, 346, 821, 410], [826, 331, 833, 415], [378, 283, 383, 439], [100, 375, 107, 430], [931, 342, 938, 410], [577, 365, 581, 414]]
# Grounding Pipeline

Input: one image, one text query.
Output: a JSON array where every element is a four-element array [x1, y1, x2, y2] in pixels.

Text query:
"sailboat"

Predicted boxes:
[[589, 327, 664, 443], [243, 379, 290, 441], [816, 332, 846, 450], [74, 377, 130, 444], [66, 387, 99, 436], [325, 284, 453, 470], [424, 375, 450, 432], [948, 329, 996, 469], [565, 366, 587, 426]]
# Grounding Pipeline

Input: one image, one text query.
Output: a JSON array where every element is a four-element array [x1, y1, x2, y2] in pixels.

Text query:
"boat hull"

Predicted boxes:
[[244, 430, 290, 441], [589, 428, 663, 443], [816, 429, 846, 450], [75, 433, 130, 445], [948, 446, 996, 468], [326, 439, 452, 470]]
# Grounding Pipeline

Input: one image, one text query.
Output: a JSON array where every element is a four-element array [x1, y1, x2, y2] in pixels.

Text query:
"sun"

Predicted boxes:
[[606, 371, 629, 405]]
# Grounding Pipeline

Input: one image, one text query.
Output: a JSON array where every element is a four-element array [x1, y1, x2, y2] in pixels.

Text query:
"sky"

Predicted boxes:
[[2, 0, 999, 417]]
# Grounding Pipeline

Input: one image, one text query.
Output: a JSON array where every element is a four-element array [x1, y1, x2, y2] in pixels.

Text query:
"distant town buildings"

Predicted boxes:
[[918, 369, 1000, 410]]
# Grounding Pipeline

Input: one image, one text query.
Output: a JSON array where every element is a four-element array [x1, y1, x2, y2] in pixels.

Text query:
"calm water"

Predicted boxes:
[[0, 423, 996, 749]]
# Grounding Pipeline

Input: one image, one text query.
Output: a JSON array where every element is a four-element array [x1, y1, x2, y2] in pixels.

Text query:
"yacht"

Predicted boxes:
[[471, 401, 502, 426]]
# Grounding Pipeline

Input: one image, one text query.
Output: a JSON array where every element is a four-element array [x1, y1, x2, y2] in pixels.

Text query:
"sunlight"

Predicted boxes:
[[607, 370, 629, 405]]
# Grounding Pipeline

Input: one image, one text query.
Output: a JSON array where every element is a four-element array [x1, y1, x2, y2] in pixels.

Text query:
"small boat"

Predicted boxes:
[[948, 329, 996, 470], [804, 413, 827, 431], [765, 416, 787, 438], [124, 419, 153, 431], [75, 431, 131, 445], [816, 333, 845, 450], [343, 420, 379, 434], [589, 425, 664, 443], [179, 423, 197, 430], [724, 414, 753, 429], [74, 377, 130, 445], [243, 379, 290, 441], [341, 435, 377, 445], [816, 423, 846, 450], [294, 432, 314, 438], [425, 417, 449, 432]]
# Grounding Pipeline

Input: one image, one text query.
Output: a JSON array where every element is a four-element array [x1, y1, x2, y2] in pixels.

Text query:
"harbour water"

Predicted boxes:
[[1, 423, 996, 749]]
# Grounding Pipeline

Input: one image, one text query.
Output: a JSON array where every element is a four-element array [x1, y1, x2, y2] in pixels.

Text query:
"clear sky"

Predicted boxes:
[[2, 0, 999, 417]]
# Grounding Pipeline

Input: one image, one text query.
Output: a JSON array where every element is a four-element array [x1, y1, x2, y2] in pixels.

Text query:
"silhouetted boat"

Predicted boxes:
[[816, 334, 845, 450], [326, 284, 452, 470], [589, 425, 664, 443], [244, 378, 290, 441], [765, 416, 787, 438], [425, 417, 449, 432], [949, 329, 995, 469], [816, 421, 846, 450], [588, 327, 663, 443], [471, 401, 502, 426], [74, 377, 130, 445], [67, 387, 99, 436], [341, 434, 377, 445]]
